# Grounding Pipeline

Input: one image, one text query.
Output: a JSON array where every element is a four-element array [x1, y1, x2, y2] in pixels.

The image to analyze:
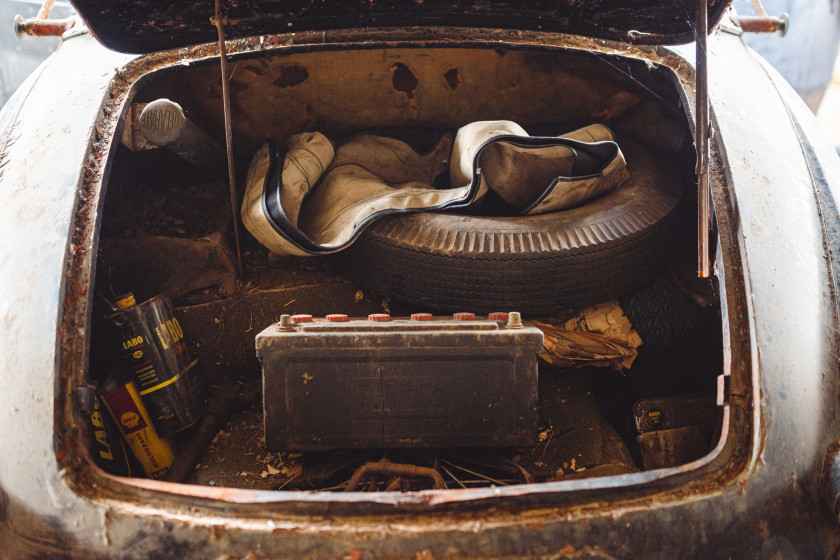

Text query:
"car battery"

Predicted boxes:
[[257, 312, 543, 451]]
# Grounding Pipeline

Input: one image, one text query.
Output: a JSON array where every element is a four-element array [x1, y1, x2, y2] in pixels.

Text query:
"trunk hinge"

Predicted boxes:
[[213, 0, 244, 277], [696, 0, 712, 278]]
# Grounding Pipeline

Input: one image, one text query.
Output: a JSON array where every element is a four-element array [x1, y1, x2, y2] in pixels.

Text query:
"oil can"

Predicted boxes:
[[109, 293, 202, 435], [99, 373, 175, 480]]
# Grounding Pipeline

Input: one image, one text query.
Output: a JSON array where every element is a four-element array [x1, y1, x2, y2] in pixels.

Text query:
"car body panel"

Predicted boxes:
[[0, 33, 134, 555], [0, 24, 839, 558]]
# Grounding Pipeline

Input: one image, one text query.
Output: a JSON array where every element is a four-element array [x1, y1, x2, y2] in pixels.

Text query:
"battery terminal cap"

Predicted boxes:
[[488, 312, 509, 320], [326, 314, 349, 322], [291, 314, 313, 323], [368, 314, 391, 322], [411, 313, 434, 321], [453, 312, 475, 320], [278, 314, 295, 331]]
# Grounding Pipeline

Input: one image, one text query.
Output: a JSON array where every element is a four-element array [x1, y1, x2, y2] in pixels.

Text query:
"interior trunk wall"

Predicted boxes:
[[134, 47, 688, 155]]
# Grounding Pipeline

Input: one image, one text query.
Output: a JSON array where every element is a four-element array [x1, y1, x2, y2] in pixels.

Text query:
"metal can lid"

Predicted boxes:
[[410, 313, 434, 321], [291, 314, 313, 323], [325, 314, 349, 322], [453, 312, 475, 320], [488, 312, 509, 320], [368, 313, 391, 322]]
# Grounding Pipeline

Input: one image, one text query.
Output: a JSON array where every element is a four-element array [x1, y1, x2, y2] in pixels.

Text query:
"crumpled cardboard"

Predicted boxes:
[[534, 300, 643, 371]]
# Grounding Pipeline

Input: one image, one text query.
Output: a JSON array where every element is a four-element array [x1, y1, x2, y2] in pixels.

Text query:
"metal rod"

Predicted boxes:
[[696, 0, 711, 278], [214, 0, 243, 277], [36, 0, 54, 20], [344, 460, 446, 491], [750, 0, 768, 18]]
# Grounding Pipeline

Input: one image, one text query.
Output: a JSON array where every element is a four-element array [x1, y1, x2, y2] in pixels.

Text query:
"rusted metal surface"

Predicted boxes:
[[732, 14, 790, 36], [13, 15, 76, 39], [0, 24, 836, 558], [344, 460, 446, 491]]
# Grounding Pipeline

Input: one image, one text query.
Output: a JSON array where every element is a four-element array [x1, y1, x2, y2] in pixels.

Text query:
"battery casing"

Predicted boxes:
[[257, 316, 543, 451]]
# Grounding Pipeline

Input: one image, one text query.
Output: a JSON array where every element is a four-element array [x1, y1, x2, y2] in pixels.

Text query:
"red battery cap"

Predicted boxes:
[[453, 312, 475, 320], [488, 312, 509, 320], [368, 313, 391, 322], [411, 313, 434, 321], [291, 314, 313, 323], [325, 314, 349, 322]]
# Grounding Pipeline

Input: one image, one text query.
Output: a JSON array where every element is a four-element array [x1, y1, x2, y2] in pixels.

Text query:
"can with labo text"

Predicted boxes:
[[109, 293, 202, 436]]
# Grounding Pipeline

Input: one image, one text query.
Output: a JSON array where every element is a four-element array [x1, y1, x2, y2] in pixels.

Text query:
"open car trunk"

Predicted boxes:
[[85, 43, 724, 493]]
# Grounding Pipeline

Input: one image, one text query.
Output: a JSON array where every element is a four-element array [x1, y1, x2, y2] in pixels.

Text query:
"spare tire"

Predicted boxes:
[[333, 143, 686, 316]]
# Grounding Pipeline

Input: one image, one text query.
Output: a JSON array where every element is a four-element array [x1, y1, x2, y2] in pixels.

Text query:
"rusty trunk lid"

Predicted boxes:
[[69, 0, 731, 54]]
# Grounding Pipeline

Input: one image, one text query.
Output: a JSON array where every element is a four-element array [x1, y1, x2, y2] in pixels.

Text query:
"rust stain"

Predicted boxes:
[[303, 103, 317, 129], [273, 65, 309, 88], [443, 67, 460, 90], [243, 64, 266, 76]]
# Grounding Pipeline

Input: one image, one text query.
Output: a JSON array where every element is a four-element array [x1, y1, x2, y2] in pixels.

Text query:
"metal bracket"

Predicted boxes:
[[696, 0, 711, 278]]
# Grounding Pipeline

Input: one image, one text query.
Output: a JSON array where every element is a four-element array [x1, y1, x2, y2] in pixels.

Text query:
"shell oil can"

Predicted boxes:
[[98, 370, 175, 480]]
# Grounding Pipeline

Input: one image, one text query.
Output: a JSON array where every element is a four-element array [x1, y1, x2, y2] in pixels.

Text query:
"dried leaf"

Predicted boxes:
[[281, 463, 303, 478]]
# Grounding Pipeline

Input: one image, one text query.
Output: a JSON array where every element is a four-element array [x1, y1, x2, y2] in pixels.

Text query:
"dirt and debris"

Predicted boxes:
[[186, 370, 638, 491]]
